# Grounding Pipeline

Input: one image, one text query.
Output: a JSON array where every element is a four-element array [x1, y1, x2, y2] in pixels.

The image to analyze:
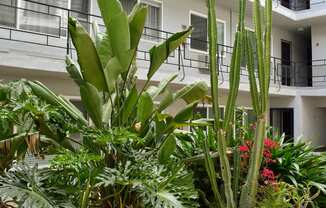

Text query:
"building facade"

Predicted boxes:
[[1, 0, 326, 148]]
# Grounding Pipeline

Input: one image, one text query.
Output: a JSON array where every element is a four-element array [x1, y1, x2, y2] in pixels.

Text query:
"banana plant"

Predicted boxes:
[[28, 0, 208, 160], [239, 0, 272, 207]]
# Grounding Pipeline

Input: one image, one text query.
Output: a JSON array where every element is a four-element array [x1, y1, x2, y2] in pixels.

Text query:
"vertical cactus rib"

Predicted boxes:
[[245, 31, 260, 114], [207, 0, 235, 207], [239, 0, 272, 207], [253, 0, 266, 109], [264, 0, 272, 109], [203, 138, 224, 208]]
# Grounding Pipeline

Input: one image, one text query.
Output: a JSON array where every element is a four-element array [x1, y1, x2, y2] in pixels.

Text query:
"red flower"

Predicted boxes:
[[264, 138, 278, 149], [239, 145, 249, 152], [261, 168, 275, 181], [263, 150, 272, 158]]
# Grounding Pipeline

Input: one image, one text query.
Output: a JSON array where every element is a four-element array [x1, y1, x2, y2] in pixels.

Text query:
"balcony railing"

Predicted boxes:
[[0, 0, 324, 88]]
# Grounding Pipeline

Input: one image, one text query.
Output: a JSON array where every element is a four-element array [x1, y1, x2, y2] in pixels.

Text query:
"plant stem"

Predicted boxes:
[[239, 114, 266, 207], [207, 1, 235, 207]]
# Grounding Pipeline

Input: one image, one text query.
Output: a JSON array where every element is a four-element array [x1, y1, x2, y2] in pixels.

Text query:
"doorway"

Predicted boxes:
[[281, 40, 292, 86], [270, 108, 294, 140]]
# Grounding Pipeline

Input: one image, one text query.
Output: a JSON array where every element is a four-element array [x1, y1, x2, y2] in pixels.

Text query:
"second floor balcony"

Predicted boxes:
[[0, 0, 325, 89]]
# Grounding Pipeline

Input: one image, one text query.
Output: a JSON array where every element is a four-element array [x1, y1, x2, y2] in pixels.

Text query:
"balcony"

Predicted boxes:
[[0, 0, 325, 89]]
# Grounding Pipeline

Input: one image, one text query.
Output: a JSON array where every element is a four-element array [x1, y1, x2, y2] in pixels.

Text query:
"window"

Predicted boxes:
[[190, 13, 225, 53], [190, 14, 207, 52], [18, 0, 69, 36], [71, 0, 90, 30], [0, 0, 89, 37], [0, 0, 17, 27], [120, 0, 162, 42], [142, 0, 161, 42], [120, 0, 137, 14]]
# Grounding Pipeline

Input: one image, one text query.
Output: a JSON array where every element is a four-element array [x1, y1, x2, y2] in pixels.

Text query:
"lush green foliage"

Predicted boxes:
[[0, 0, 207, 207]]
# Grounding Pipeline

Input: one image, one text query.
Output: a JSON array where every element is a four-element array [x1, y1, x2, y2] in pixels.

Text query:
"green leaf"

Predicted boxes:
[[65, 56, 84, 86], [95, 29, 113, 68], [137, 92, 154, 123], [174, 102, 198, 123], [157, 89, 174, 112], [121, 86, 138, 124], [147, 73, 178, 99], [68, 17, 107, 91], [175, 81, 208, 104], [148, 27, 192, 80], [28, 81, 87, 125], [158, 135, 176, 164], [128, 4, 148, 49], [108, 11, 131, 69], [97, 0, 124, 30], [103, 50, 135, 91], [80, 82, 103, 128]]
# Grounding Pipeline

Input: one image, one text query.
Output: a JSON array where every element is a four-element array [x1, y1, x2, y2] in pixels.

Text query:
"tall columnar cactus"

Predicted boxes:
[[206, 0, 246, 207], [239, 0, 272, 207]]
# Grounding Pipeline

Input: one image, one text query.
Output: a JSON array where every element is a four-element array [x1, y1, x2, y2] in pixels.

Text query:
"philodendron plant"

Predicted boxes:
[[28, 0, 208, 156], [205, 0, 272, 207]]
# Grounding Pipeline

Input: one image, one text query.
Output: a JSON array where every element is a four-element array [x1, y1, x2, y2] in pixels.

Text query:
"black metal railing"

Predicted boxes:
[[0, 0, 324, 87], [277, 0, 326, 11]]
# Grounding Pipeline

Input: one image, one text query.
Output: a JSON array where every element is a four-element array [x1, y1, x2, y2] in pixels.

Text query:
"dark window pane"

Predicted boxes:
[[190, 14, 207, 51], [0, 0, 17, 27]]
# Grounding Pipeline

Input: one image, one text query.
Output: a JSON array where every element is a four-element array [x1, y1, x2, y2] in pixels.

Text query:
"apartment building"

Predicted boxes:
[[1, 0, 326, 148]]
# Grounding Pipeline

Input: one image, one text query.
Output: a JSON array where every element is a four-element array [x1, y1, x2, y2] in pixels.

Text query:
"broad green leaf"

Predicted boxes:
[[157, 89, 174, 112], [158, 135, 176, 164], [80, 82, 103, 128], [121, 86, 138, 124], [96, 31, 113, 68], [137, 92, 154, 123], [28, 81, 87, 125], [108, 11, 131, 69], [147, 73, 178, 99], [65, 56, 84, 86], [97, 0, 124, 29], [129, 4, 148, 49], [148, 27, 192, 80], [174, 102, 198, 123], [175, 81, 208, 104], [68, 18, 107, 91]]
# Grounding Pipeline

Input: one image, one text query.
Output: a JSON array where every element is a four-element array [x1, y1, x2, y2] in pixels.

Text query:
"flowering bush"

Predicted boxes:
[[239, 137, 278, 184]]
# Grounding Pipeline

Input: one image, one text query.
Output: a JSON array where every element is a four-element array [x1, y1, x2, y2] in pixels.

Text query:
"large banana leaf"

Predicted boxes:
[[147, 27, 192, 80], [80, 82, 103, 128], [137, 92, 154, 124], [128, 4, 148, 49], [175, 81, 208, 104], [97, 0, 124, 30], [146, 73, 178, 99], [68, 18, 107, 92], [28, 81, 87, 125]]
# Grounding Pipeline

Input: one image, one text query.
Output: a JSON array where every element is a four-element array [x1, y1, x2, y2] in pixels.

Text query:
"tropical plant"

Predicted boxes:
[[269, 137, 326, 207], [0, 164, 73, 208], [0, 80, 79, 172], [0, 0, 209, 206]]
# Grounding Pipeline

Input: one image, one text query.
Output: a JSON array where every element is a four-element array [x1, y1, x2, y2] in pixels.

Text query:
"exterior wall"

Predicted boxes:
[[1, 0, 326, 148], [311, 24, 326, 86]]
